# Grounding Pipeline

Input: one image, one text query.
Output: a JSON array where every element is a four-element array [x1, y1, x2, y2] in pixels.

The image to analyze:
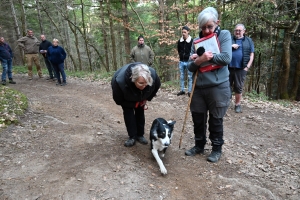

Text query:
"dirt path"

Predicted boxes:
[[0, 74, 299, 200]]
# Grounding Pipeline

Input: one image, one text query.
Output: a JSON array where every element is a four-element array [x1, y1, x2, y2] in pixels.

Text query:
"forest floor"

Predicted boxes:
[[0, 74, 300, 200]]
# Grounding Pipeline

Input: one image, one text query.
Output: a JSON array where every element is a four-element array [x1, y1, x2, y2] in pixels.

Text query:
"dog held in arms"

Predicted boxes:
[[150, 118, 176, 175]]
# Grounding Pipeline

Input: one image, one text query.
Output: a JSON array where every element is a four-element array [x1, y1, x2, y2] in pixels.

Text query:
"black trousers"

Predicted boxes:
[[122, 106, 145, 139], [192, 112, 224, 147]]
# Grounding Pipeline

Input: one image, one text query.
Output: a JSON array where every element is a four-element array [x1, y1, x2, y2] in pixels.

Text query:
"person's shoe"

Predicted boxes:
[[124, 138, 136, 147], [61, 82, 67, 86], [185, 146, 204, 156], [9, 79, 16, 84], [137, 136, 148, 145], [188, 92, 191, 97], [235, 105, 242, 113], [1, 80, 6, 85], [177, 91, 185, 96], [56, 82, 61, 86], [207, 151, 222, 163]]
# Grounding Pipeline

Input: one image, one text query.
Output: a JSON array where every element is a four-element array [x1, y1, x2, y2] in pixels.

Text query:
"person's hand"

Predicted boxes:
[[190, 54, 198, 60], [194, 51, 213, 66], [232, 44, 239, 49]]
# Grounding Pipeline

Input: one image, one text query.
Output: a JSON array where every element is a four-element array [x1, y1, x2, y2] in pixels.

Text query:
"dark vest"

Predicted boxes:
[[178, 38, 193, 62], [232, 36, 253, 68]]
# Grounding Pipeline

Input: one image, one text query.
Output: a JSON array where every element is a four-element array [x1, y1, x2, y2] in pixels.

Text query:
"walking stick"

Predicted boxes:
[[179, 70, 199, 149]]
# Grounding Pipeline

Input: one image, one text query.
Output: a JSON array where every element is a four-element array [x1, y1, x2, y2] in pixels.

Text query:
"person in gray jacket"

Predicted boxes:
[[130, 35, 155, 66], [185, 7, 232, 163], [17, 29, 43, 80]]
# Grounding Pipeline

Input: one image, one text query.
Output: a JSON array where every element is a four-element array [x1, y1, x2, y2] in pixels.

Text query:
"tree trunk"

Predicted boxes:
[[80, 0, 92, 71], [279, 29, 292, 99], [122, 0, 131, 63], [19, 0, 27, 36], [100, 1, 110, 71], [290, 52, 300, 100], [10, 0, 24, 65], [107, 0, 118, 71], [36, 0, 44, 34], [268, 28, 279, 98]]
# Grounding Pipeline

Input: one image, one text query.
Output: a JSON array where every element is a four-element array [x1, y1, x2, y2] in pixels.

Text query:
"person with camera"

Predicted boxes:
[[39, 34, 57, 81]]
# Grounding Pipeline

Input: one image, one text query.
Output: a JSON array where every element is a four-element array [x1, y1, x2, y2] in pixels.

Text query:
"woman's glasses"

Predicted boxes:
[[201, 25, 215, 31]]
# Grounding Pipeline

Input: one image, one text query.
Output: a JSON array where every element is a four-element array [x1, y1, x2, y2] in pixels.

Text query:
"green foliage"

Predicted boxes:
[[0, 86, 28, 128], [246, 90, 269, 102]]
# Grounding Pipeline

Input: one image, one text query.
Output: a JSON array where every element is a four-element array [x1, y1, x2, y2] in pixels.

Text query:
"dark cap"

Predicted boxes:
[[182, 26, 190, 31]]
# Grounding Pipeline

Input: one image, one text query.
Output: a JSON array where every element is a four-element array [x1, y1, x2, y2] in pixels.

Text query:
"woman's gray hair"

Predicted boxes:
[[131, 64, 153, 86], [235, 24, 246, 30], [197, 7, 219, 28]]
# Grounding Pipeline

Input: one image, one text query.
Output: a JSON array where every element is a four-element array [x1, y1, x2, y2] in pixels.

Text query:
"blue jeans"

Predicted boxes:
[[52, 62, 66, 83], [1, 59, 13, 81], [179, 61, 193, 92], [44, 57, 56, 79]]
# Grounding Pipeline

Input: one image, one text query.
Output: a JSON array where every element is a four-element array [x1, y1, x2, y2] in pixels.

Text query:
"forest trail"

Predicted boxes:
[[0, 74, 299, 200]]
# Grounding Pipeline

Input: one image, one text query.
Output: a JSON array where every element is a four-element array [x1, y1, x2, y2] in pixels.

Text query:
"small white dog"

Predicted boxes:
[[150, 118, 176, 175]]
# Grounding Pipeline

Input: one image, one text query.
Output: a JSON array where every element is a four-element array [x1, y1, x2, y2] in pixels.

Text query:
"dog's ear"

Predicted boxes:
[[168, 120, 176, 127]]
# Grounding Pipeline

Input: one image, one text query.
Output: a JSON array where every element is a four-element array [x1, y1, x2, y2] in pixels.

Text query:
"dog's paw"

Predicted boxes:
[[160, 167, 167, 175]]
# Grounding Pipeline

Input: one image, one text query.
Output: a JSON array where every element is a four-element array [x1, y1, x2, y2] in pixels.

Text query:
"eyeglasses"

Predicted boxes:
[[201, 25, 215, 31], [234, 29, 244, 32]]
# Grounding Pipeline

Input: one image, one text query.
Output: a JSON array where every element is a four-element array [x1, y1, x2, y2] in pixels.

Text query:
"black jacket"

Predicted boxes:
[[111, 62, 161, 108], [39, 40, 52, 58], [177, 36, 193, 62]]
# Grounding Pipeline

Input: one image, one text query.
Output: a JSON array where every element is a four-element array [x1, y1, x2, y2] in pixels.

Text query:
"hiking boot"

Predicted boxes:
[[207, 150, 222, 163], [185, 146, 204, 156], [9, 78, 16, 84], [177, 91, 185, 96], [56, 82, 61, 86], [1, 80, 6, 85], [235, 105, 242, 113], [137, 136, 148, 145], [124, 138, 136, 147], [61, 82, 67, 86]]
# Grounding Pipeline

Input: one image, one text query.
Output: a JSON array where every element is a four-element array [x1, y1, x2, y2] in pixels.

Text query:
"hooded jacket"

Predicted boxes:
[[130, 44, 155, 66], [111, 62, 161, 108], [17, 35, 40, 54]]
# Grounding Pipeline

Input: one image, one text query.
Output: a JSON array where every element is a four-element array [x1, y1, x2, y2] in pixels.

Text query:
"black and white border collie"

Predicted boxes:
[[150, 118, 176, 175]]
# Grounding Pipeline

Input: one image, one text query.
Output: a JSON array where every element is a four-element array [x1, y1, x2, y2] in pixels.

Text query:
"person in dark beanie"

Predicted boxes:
[[130, 35, 155, 66], [177, 26, 193, 97], [111, 62, 161, 147], [0, 37, 16, 85], [40, 34, 57, 81]]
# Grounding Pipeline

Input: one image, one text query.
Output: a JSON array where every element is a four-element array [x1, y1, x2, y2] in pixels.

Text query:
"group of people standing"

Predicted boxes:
[[0, 29, 67, 86], [112, 7, 255, 164]]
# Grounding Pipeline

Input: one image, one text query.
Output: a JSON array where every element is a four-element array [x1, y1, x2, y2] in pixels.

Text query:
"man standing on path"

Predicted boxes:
[[130, 35, 155, 67], [40, 34, 56, 81], [17, 29, 43, 80], [177, 26, 193, 97], [0, 37, 16, 85], [229, 24, 254, 113]]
